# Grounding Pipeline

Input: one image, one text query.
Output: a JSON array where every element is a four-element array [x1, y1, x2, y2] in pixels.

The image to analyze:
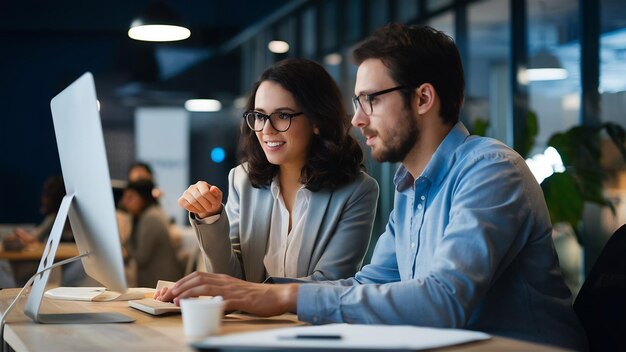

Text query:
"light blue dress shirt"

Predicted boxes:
[[298, 122, 587, 351]]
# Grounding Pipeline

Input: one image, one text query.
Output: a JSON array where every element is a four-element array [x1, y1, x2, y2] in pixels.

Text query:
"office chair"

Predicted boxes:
[[573, 223, 626, 352]]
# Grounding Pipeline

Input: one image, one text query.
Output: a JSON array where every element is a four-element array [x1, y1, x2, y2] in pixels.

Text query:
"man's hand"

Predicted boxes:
[[178, 181, 223, 219], [154, 272, 299, 317]]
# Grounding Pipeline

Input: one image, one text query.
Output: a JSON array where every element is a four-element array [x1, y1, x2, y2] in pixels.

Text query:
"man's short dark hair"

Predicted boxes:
[[353, 23, 465, 124]]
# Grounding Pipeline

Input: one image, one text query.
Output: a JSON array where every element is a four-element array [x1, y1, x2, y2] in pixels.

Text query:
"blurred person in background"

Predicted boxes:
[[3, 175, 71, 249], [2, 176, 85, 286], [120, 179, 183, 287]]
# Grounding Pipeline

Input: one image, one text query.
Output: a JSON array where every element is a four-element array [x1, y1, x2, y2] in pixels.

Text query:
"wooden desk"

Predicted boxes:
[[0, 243, 78, 261], [0, 289, 568, 351], [0, 243, 80, 287]]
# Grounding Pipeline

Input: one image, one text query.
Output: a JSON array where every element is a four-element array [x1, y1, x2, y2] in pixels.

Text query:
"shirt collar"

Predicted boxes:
[[394, 121, 470, 190], [270, 178, 281, 199], [270, 177, 310, 201]]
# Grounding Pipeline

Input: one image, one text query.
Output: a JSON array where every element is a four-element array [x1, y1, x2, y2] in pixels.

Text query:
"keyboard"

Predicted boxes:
[[128, 298, 181, 315]]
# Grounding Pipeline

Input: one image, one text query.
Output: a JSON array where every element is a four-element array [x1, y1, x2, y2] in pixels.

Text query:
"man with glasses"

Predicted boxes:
[[156, 23, 586, 351]]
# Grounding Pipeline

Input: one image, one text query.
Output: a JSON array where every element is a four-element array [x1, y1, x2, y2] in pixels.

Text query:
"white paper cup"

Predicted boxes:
[[180, 297, 224, 337]]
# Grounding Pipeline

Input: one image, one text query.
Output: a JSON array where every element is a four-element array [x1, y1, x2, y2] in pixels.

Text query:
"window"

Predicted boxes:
[[426, 11, 455, 41], [465, 0, 511, 144], [526, 0, 580, 150]]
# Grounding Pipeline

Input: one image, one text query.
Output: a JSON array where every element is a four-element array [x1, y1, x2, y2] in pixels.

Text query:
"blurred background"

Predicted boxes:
[[1, 0, 625, 291]]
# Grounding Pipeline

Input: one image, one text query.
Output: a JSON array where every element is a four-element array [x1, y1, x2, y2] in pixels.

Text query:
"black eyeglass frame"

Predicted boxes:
[[243, 110, 304, 132], [352, 85, 412, 115]]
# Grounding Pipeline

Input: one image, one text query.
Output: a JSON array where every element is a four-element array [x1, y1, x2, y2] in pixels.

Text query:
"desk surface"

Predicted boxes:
[[0, 289, 568, 351], [0, 243, 78, 261]]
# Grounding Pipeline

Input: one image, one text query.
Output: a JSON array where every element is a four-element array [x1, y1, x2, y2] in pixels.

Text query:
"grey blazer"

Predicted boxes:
[[190, 164, 379, 283]]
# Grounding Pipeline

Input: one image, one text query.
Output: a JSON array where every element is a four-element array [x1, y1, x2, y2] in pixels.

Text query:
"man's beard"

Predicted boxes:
[[369, 109, 419, 163]]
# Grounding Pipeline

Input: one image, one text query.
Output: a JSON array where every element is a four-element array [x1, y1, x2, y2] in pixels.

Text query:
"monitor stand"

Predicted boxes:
[[23, 194, 134, 324]]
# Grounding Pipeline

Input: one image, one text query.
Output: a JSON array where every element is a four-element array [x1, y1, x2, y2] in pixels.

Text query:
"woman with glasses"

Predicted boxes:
[[178, 58, 378, 283]]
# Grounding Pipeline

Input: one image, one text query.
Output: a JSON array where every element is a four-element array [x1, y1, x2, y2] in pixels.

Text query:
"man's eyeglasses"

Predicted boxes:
[[352, 86, 411, 115], [243, 110, 303, 132]]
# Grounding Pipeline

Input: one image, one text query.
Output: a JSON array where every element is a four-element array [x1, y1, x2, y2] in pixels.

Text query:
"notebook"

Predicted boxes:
[[128, 298, 181, 315], [128, 279, 180, 315]]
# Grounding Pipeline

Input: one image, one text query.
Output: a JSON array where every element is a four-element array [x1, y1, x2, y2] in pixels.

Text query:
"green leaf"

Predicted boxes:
[[541, 172, 584, 231], [532, 118, 625, 238], [526, 110, 538, 137], [520, 111, 538, 158], [472, 118, 489, 137], [548, 126, 600, 168]]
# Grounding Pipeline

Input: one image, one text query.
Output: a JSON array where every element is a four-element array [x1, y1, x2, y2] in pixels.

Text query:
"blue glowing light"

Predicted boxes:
[[211, 147, 226, 163]]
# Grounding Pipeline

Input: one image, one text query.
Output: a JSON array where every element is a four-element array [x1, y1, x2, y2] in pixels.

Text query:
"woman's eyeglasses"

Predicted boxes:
[[243, 111, 303, 132]]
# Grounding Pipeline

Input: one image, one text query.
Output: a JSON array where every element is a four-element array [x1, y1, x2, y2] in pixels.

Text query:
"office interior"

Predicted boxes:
[[0, 0, 625, 295]]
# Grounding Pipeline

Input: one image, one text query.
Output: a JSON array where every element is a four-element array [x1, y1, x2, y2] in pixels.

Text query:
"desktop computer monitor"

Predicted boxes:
[[24, 72, 133, 323]]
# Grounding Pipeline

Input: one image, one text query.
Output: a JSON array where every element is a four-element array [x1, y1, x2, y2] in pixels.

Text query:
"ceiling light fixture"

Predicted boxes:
[[185, 99, 222, 112], [527, 49, 568, 81], [128, 1, 191, 42], [324, 53, 342, 66], [268, 40, 289, 54], [526, 1, 567, 82], [233, 96, 248, 109]]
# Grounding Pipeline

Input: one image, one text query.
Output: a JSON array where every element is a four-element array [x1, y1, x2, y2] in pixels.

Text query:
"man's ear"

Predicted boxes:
[[313, 126, 320, 135], [414, 83, 436, 115]]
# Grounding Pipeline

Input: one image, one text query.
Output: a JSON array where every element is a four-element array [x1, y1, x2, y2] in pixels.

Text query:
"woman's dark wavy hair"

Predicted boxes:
[[126, 179, 158, 209], [353, 23, 465, 125], [239, 58, 364, 191]]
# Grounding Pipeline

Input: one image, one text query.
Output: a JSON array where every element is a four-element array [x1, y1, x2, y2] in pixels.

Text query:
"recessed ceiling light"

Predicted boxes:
[[324, 53, 342, 65], [233, 97, 248, 109], [185, 99, 222, 112], [268, 40, 289, 54], [128, 24, 190, 42]]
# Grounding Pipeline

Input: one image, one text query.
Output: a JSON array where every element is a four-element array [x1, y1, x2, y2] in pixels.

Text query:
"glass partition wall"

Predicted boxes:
[[234, 0, 626, 273]]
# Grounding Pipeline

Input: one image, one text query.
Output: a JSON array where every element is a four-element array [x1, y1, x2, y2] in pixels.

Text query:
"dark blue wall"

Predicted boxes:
[[0, 33, 121, 223]]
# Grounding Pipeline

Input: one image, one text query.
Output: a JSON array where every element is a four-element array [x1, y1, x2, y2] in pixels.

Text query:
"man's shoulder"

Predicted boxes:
[[459, 135, 524, 164]]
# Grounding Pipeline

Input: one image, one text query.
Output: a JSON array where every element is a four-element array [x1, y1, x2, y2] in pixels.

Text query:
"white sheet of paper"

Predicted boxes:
[[44, 287, 155, 301], [193, 323, 490, 350]]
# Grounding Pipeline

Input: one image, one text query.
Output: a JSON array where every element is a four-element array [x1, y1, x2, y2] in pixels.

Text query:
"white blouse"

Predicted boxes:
[[262, 179, 311, 278]]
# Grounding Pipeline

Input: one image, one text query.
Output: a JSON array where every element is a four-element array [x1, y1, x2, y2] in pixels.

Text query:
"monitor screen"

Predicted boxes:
[[24, 72, 132, 323]]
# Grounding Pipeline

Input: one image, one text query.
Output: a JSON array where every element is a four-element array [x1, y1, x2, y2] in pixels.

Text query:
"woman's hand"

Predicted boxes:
[[154, 271, 299, 317], [178, 181, 223, 219], [14, 228, 37, 245]]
